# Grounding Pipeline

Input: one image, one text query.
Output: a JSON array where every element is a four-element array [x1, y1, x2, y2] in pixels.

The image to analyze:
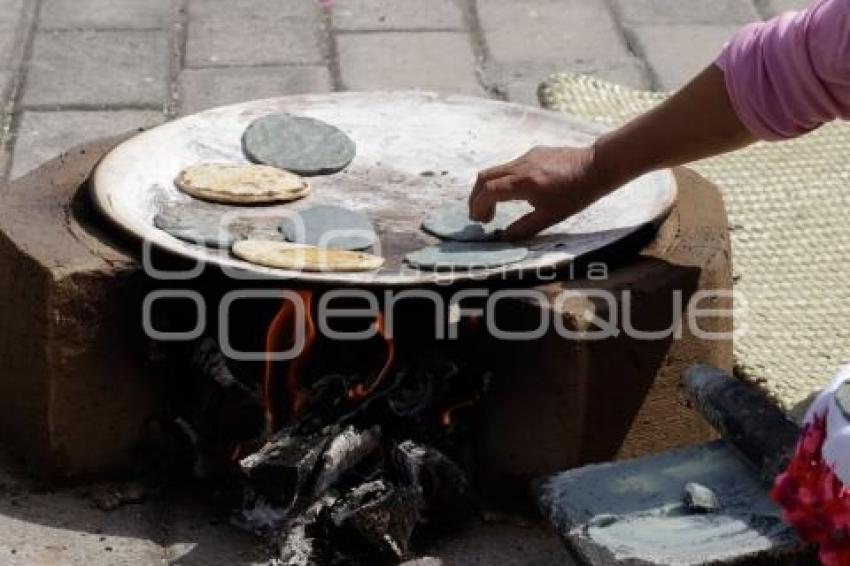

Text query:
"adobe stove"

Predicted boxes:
[[0, 92, 733, 563]]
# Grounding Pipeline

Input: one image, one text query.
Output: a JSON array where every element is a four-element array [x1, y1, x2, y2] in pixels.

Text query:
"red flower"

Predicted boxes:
[[772, 415, 850, 565]]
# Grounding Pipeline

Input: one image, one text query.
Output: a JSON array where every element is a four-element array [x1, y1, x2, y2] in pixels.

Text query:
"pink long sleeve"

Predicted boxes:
[[716, 0, 850, 140]]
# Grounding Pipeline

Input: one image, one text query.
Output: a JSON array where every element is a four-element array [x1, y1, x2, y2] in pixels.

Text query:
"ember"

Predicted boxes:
[[155, 289, 489, 564]]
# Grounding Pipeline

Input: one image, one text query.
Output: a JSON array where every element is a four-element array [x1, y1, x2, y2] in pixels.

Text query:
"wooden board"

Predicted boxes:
[[92, 92, 676, 286]]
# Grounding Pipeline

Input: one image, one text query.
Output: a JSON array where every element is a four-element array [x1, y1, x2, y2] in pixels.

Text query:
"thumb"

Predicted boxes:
[[503, 210, 555, 241]]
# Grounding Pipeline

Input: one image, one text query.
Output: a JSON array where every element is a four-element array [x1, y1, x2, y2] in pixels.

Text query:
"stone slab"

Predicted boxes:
[[188, 0, 320, 24], [337, 32, 486, 95], [535, 441, 804, 565], [484, 59, 650, 106], [186, 14, 322, 67], [401, 521, 574, 565], [39, 0, 173, 30], [0, 0, 23, 30], [0, 488, 163, 565], [630, 24, 741, 90], [332, 0, 464, 31], [11, 110, 163, 179], [754, 0, 810, 17], [24, 30, 169, 107], [178, 66, 333, 115], [478, 0, 632, 66], [612, 0, 759, 25]]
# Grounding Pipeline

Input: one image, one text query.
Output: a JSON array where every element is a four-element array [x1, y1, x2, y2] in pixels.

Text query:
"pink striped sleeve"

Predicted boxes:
[[715, 0, 850, 141]]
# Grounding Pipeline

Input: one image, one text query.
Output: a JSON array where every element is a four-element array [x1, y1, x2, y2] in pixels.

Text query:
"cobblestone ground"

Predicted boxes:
[[2, 0, 809, 181], [0, 0, 809, 564]]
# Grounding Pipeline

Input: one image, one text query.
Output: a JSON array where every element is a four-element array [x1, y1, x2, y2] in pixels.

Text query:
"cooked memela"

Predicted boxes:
[[232, 240, 384, 272], [174, 162, 310, 204]]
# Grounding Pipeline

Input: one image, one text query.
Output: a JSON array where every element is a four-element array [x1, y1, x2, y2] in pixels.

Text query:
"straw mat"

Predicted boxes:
[[538, 73, 850, 413]]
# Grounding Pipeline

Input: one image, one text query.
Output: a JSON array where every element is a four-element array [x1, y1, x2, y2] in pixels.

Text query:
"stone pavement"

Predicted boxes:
[[0, 0, 809, 564], [0, 449, 571, 566], [1, 0, 809, 181]]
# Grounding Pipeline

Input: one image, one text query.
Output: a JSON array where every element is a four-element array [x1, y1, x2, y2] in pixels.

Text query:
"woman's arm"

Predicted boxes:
[[470, 0, 850, 241], [468, 64, 753, 240]]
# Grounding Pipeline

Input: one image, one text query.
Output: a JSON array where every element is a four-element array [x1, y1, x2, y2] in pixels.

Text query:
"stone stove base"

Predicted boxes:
[[0, 138, 731, 486]]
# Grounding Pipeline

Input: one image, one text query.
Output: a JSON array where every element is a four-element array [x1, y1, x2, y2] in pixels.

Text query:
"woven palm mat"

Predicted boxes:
[[539, 72, 850, 414]]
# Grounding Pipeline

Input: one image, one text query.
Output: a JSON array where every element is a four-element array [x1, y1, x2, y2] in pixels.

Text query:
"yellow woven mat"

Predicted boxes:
[[538, 73, 850, 414]]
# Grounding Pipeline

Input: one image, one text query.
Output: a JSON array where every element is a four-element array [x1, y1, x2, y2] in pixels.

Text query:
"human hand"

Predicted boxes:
[[468, 146, 612, 241]]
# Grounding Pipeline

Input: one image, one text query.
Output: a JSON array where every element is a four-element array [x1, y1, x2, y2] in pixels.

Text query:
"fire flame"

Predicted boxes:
[[263, 289, 316, 430], [264, 290, 395, 431], [347, 314, 395, 401], [440, 395, 480, 427]]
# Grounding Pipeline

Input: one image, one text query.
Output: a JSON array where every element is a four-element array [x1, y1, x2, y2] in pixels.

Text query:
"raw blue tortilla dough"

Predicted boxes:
[[154, 203, 281, 248], [279, 204, 378, 251], [242, 113, 356, 177], [405, 241, 528, 270], [422, 201, 532, 242]]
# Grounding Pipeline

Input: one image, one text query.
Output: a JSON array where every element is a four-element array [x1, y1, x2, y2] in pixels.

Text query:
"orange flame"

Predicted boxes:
[[440, 395, 481, 427], [347, 313, 396, 401], [263, 290, 316, 430]]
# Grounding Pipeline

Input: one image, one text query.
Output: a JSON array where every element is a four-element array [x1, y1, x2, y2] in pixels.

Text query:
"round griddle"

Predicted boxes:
[[92, 92, 676, 286]]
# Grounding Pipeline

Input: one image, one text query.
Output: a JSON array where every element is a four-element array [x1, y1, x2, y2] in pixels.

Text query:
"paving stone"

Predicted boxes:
[[160, 492, 262, 565], [337, 32, 486, 95], [0, 490, 163, 565], [24, 30, 169, 107], [401, 521, 574, 565], [185, 0, 321, 67], [0, 30, 18, 68], [486, 59, 650, 106], [0, 0, 23, 30], [631, 24, 741, 91], [478, 0, 632, 66], [612, 0, 760, 25], [333, 0, 464, 31], [39, 0, 172, 30], [189, 0, 319, 23], [178, 66, 332, 114], [754, 0, 810, 17], [186, 17, 323, 67], [11, 110, 163, 178]]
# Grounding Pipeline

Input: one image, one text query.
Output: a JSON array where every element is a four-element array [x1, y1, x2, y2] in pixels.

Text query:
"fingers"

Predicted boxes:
[[468, 160, 521, 211], [503, 210, 556, 241], [469, 175, 527, 222]]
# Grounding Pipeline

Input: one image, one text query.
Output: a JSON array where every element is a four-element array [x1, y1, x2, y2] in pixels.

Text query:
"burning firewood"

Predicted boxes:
[[312, 426, 382, 497], [240, 426, 337, 510], [393, 440, 473, 525], [328, 480, 423, 561], [157, 322, 489, 564]]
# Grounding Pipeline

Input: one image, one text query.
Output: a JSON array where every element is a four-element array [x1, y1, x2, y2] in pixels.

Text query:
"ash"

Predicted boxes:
[[154, 337, 488, 565]]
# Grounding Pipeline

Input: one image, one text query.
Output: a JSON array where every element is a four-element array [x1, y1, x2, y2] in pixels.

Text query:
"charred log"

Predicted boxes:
[[328, 480, 422, 561], [393, 440, 474, 526], [240, 426, 337, 509]]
